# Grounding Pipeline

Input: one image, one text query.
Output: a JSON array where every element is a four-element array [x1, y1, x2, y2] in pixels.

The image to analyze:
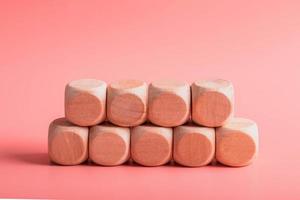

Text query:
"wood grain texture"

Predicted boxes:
[[131, 125, 172, 166], [48, 118, 88, 165], [65, 79, 107, 126], [216, 117, 259, 167], [192, 79, 234, 127], [107, 80, 147, 127], [148, 80, 190, 127], [174, 123, 215, 167], [89, 123, 130, 166]]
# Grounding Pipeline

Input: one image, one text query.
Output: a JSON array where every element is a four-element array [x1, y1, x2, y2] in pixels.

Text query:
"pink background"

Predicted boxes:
[[1, 0, 300, 199]]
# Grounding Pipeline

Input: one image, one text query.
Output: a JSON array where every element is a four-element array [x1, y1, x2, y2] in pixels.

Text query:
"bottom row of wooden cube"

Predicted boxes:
[[48, 117, 258, 167]]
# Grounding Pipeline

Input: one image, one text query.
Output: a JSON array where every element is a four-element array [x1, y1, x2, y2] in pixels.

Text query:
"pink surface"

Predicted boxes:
[[0, 0, 300, 199]]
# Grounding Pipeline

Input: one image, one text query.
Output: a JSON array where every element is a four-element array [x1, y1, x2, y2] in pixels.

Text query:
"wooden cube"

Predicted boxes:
[[89, 124, 130, 166], [174, 124, 215, 167], [148, 80, 190, 127], [107, 80, 147, 127], [131, 125, 172, 166], [48, 118, 88, 165], [192, 79, 234, 127], [216, 117, 259, 167], [65, 79, 107, 126]]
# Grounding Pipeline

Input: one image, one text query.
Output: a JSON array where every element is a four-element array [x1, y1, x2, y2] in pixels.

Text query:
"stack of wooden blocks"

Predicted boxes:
[[48, 79, 258, 167]]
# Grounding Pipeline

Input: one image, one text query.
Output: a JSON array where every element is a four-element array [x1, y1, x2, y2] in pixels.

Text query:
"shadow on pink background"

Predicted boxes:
[[0, 0, 300, 199]]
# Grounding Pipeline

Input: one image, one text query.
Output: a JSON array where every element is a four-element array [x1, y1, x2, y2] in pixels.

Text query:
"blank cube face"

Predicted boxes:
[[193, 91, 231, 125], [65, 79, 107, 126], [148, 80, 190, 127], [107, 80, 147, 127], [48, 118, 88, 165], [89, 125, 130, 166], [174, 125, 215, 167], [131, 125, 173, 166], [192, 79, 234, 127], [216, 118, 258, 167]]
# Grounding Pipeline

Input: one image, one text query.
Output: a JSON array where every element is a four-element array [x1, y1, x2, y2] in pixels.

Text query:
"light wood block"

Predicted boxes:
[[174, 124, 215, 167], [148, 80, 190, 127], [65, 79, 107, 126], [107, 80, 147, 127], [48, 118, 88, 165], [131, 125, 172, 166], [216, 117, 259, 167], [89, 124, 130, 166], [192, 79, 234, 127]]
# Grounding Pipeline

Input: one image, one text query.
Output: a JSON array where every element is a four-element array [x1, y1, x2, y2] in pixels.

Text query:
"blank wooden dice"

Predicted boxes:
[[48, 118, 88, 165], [89, 124, 130, 166], [174, 124, 215, 167], [216, 117, 258, 167], [148, 80, 190, 127], [65, 79, 107, 126], [131, 125, 172, 166], [107, 80, 147, 127], [192, 79, 234, 127]]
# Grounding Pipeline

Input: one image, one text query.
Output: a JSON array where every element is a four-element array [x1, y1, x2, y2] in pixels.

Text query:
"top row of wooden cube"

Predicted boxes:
[[65, 79, 234, 128]]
